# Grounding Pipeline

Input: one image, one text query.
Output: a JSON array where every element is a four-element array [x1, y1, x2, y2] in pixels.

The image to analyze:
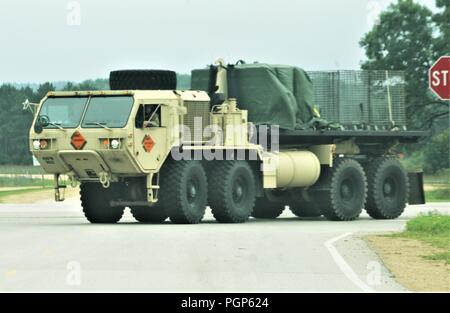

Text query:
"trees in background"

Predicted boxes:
[[360, 0, 449, 173], [0, 75, 191, 165], [0, 80, 106, 165], [360, 0, 449, 131], [423, 131, 449, 174]]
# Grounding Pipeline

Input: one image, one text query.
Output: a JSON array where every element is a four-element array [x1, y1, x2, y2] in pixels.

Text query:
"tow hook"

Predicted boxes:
[[54, 174, 66, 202], [99, 171, 111, 188]]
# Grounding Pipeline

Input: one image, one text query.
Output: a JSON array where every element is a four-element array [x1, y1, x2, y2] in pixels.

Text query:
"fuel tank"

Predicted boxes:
[[275, 151, 321, 188]]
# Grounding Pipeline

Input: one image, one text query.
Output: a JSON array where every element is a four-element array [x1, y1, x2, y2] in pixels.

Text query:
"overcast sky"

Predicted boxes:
[[0, 0, 437, 83]]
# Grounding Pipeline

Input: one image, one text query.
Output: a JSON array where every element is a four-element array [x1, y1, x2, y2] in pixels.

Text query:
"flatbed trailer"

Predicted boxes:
[[279, 129, 426, 145]]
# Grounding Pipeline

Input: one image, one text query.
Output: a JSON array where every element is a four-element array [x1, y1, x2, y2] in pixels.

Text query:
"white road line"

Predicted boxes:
[[325, 232, 375, 292]]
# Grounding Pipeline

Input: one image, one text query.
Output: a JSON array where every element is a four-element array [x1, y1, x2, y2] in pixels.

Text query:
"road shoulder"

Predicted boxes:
[[366, 235, 450, 292], [331, 232, 406, 292], [0, 187, 79, 204]]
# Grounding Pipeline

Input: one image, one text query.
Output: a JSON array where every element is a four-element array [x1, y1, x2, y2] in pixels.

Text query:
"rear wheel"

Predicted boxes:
[[252, 191, 285, 219], [289, 191, 322, 217], [209, 161, 256, 223], [80, 183, 125, 223], [365, 157, 409, 219], [158, 160, 208, 224], [321, 158, 367, 221], [289, 188, 322, 217], [130, 206, 167, 223]]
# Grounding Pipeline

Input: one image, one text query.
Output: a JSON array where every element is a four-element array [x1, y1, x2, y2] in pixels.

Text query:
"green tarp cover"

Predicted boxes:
[[191, 63, 315, 130]]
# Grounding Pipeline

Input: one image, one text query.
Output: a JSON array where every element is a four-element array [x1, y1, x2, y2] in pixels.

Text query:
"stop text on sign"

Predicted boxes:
[[429, 56, 450, 100]]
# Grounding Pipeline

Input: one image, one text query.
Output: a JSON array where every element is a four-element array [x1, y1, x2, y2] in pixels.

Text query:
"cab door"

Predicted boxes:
[[133, 103, 169, 171]]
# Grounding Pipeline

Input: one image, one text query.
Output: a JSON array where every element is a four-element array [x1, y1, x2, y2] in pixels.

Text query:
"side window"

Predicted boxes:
[[135, 104, 162, 128], [143, 104, 161, 128], [135, 104, 144, 128]]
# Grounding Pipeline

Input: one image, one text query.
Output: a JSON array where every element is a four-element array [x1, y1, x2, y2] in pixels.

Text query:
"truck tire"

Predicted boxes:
[[109, 70, 177, 90], [289, 189, 322, 217], [130, 206, 167, 223], [209, 161, 256, 223], [321, 158, 367, 221], [290, 203, 322, 218], [80, 183, 125, 223], [251, 195, 285, 219], [365, 157, 409, 219], [158, 160, 207, 224]]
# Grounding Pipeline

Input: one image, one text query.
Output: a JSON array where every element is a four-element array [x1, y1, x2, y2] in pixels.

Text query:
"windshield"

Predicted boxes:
[[82, 96, 134, 128], [38, 97, 88, 128]]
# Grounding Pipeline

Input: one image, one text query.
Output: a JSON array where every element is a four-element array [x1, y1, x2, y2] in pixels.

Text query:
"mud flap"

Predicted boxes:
[[408, 172, 425, 205]]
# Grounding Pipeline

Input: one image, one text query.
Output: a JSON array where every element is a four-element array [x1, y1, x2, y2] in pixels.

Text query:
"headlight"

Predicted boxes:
[[33, 140, 41, 150], [39, 139, 48, 149], [110, 139, 120, 149]]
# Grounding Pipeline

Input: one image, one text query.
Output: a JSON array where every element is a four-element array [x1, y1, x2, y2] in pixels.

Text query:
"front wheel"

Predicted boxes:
[[209, 161, 256, 223], [158, 160, 208, 224], [80, 183, 125, 223]]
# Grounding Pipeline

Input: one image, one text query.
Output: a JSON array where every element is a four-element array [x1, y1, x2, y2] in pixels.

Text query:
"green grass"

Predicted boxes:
[[401, 150, 425, 172], [425, 186, 450, 202], [0, 187, 52, 203], [390, 213, 450, 264], [0, 176, 53, 188], [0, 165, 44, 175], [424, 168, 450, 185]]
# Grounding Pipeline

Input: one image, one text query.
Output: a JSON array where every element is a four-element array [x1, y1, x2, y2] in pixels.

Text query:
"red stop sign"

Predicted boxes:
[[429, 56, 450, 100]]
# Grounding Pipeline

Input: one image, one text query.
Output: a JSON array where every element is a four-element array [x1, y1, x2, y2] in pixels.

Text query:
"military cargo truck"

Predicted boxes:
[[27, 59, 425, 224]]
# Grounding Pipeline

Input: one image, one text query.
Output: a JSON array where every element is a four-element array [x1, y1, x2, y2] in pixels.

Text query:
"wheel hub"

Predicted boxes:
[[236, 186, 243, 198], [340, 179, 354, 200], [189, 185, 197, 198], [383, 177, 396, 198], [187, 180, 198, 203], [232, 175, 248, 204], [233, 184, 243, 201], [383, 182, 392, 194]]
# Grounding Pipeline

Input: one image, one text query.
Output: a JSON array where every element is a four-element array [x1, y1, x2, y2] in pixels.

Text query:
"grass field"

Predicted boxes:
[[0, 187, 52, 203], [0, 165, 44, 175], [423, 169, 449, 202], [425, 186, 450, 202], [0, 176, 53, 188], [389, 213, 450, 264]]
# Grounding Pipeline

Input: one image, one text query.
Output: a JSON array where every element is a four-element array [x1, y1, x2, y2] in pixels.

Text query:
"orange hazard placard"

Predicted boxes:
[[142, 135, 155, 152], [71, 131, 87, 150]]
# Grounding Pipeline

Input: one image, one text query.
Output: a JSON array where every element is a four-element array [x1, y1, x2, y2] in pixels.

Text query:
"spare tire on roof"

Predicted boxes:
[[109, 70, 177, 90]]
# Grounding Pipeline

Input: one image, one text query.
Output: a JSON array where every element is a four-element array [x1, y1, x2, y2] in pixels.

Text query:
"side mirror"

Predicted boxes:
[[34, 115, 49, 134], [38, 115, 50, 127], [34, 120, 43, 134], [22, 99, 39, 115]]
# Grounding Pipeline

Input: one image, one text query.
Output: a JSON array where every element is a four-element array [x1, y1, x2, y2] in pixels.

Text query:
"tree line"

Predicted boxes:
[[0, 0, 448, 172], [0, 76, 191, 165]]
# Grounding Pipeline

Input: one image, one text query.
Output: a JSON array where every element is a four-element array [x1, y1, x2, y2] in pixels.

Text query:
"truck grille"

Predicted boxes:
[[183, 101, 211, 142]]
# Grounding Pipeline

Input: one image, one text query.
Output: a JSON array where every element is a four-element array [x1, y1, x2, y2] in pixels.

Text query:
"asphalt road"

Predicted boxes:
[[0, 198, 448, 292]]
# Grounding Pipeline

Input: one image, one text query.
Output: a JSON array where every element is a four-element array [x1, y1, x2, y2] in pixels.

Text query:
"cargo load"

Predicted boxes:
[[191, 63, 316, 130], [192, 63, 407, 131]]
